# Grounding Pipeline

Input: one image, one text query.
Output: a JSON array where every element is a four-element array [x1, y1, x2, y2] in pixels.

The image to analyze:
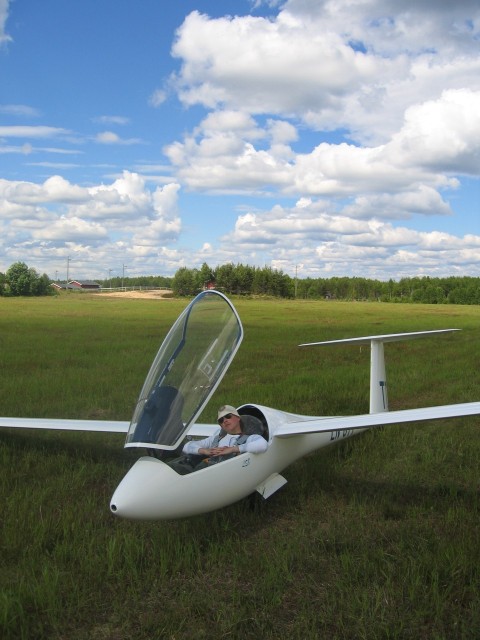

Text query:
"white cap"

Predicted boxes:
[[217, 405, 240, 422]]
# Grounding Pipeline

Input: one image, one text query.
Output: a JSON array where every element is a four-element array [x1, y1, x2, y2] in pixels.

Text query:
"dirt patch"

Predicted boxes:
[[95, 289, 173, 300]]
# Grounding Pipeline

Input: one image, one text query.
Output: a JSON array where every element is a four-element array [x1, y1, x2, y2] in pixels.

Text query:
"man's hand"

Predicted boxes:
[[210, 446, 239, 457], [197, 447, 214, 456], [197, 446, 239, 456]]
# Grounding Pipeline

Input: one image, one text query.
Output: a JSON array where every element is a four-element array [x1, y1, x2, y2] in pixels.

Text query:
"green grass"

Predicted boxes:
[[1, 295, 480, 639]]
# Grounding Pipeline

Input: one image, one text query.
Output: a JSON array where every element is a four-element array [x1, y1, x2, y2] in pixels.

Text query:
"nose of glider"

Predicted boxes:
[[110, 456, 181, 520]]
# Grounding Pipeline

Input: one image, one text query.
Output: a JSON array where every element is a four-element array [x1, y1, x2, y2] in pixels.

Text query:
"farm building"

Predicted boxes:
[[51, 280, 101, 290], [69, 280, 101, 289]]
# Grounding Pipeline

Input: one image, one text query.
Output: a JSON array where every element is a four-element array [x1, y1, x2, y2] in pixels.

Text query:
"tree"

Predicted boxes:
[[172, 267, 198, 296], [197, 262, 215, 290], [216, 263, 236, 293], [235, 263, 254, 294], [6, 262, 51, 296]]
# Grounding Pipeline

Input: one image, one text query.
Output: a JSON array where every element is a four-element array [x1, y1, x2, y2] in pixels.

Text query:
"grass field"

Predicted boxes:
[[1, 294, 479, 639]]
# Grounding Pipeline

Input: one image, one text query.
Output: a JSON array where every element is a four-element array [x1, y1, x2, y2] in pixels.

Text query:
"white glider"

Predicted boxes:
[[1, 291, 479, 520]]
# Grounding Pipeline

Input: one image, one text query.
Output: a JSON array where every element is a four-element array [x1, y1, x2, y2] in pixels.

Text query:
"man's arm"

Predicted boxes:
[[238, 434, 268, 454]]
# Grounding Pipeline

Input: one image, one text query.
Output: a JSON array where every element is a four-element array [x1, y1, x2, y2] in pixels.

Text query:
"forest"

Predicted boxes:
[[169, 262, 480, 305], [1, 260, 480, 304]]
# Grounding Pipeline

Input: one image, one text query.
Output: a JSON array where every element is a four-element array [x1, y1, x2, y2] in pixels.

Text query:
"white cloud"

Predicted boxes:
[[149, 89, 167, 107], [0, 126, 71, 138], [0, 176, 88, 205], [93, 115, 130, 126], [170, 3, 480, 144], [168, 6, 480, 199], [0, 0, 12, 45], [0, 104, 41, 117], [217, 198, 480, 278], [0, 172, 183, 274], [342, 187, 453, 220], [95, 131, 142, 145], [2, 1, 479, 280], [267, 119, 298, 145], [171, 9, 393, 119], [164, 106, 463, 216], [33, 216, 108, 243], [0, 143, 33, 155], [197, 110, 263, 139], [282, 0, 480, 56], [96, 131, 121, 144], [387, 89, 480, 175]]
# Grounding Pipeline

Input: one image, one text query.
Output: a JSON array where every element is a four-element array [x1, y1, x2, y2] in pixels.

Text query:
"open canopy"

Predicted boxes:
[[125, 290, 243, 450]]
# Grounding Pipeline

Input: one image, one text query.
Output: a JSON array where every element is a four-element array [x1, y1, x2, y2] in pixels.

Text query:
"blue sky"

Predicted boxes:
[[0, 0, 479, 281]]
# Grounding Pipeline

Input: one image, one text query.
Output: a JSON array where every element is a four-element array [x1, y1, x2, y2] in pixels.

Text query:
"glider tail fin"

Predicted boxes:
[[370, 339, 388, 413], [299, 329, 460, 415]]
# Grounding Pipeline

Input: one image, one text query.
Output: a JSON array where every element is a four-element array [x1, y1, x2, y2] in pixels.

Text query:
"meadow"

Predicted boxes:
[[1, 293, 479, 639]]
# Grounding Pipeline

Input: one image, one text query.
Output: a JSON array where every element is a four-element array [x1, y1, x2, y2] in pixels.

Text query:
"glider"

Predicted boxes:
[[1, 290, 479, 520]]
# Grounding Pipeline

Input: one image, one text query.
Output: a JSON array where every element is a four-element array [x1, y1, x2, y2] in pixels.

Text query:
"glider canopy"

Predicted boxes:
[[126, 290, 243, 450]]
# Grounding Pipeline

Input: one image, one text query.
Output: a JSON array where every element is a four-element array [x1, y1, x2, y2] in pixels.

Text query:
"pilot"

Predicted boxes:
[[169, 405, 268, 474]]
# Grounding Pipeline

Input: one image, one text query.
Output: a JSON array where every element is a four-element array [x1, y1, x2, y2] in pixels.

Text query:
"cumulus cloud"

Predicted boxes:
[[282, 0, 480, 57], [163, 22, 479, 229], [171, 9, 394, 122], [171, 2, 480, 143], [342, 188, 453, 220], [163, 99, 466, 216], [217, 198, 480, 278], [164, 5, 479, 208], [387, 89, 480, 175], [33, 216, 108, 243], [2, 0, 479, 279], [0, 172, 182, 274], [0, 176, 87, 205]]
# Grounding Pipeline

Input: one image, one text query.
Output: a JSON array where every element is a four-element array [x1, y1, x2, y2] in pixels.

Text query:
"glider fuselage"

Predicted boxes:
[[110, 403, 357, 520]]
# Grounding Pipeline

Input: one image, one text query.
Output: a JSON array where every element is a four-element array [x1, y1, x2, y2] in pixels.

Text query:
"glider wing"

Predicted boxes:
[[0, 417, 129, 433], [274, 401, 480, 437]]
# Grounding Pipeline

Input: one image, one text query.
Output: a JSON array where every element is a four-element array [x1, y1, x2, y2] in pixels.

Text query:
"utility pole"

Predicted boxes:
[[122, 264, 128, 290], [108, 269, 113, 289], [66, 256, 71, 286]]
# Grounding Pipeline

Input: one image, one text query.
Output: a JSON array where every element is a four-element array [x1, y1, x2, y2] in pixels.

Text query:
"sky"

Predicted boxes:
[[0, 0, 479, 282]]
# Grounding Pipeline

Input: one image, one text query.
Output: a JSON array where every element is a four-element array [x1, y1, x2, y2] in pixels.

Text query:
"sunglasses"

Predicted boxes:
[[218, 413, 234, 424]]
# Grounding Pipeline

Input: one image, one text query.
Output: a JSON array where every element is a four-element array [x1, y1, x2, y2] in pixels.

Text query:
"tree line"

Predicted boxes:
[[1, 260, 480, 305], [172, 263, 291, 298], [171, 263, 480, 305], [99, 274, 173, 289]]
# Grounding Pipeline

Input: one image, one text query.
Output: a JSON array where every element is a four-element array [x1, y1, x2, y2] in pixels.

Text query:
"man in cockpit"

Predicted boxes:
[[169, 405, 268, 474]]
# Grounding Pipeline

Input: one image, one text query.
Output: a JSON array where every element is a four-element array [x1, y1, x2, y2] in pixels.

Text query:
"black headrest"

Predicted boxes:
[[240, 414, 265, 436]]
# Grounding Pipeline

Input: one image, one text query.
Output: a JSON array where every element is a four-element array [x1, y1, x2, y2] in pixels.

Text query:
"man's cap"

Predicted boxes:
[[217, 405, 240, 421]]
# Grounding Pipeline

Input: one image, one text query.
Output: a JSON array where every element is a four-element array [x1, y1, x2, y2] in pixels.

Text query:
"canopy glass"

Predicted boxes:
[[125, 290, 243, 450]]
